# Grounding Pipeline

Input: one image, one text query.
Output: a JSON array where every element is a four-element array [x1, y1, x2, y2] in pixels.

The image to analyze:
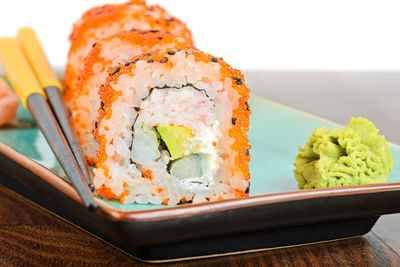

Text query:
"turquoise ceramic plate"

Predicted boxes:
[[1, 94, 400, 262], [0, 95, 399, 211]]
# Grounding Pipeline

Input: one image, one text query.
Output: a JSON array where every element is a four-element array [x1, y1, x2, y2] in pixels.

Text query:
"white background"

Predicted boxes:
[[1, 0, 400, 70]]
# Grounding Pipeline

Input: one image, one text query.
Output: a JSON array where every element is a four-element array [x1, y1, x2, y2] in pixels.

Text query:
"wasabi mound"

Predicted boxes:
[[294, 117, 393, 189]]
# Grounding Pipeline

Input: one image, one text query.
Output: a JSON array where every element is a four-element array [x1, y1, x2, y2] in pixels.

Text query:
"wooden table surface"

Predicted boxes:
[[1, 71, 399, 266]]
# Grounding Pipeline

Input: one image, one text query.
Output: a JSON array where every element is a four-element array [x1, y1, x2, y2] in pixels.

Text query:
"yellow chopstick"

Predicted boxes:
[[15, 27, 95, 193], [0, 38, 45, 108], [17, 27, 62, 90], [0, 30, 97, 210]]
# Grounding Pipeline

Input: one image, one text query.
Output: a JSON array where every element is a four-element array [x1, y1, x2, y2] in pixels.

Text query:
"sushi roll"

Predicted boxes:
[[63, 0, 194, 105], [94, 49, 251, 205], [71, 31, 194, 164]]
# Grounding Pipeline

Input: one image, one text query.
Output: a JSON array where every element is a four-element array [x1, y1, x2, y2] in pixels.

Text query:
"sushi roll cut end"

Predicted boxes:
[[94, 49, 251, 205]]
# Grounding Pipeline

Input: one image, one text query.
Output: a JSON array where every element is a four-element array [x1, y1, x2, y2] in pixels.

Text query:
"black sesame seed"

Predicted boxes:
[[232, 117, 237, 125], [245, 102, 250, 111], [124, 62, 131, 66], [145, 53, 151, 57], [100, 84, 104, 88], [246, 149, 250, 156], [211, 57, 218, 63], [245, 183, 250, 194], [166, 17, 174, 22], [130, 28, 136, 31], [92, 42, 97, 47], [160, 57, 168, 63], [147, 59, 154, 63], [141, 31, 148, 34], [95, 121, 98, 128], [232, 77, 243, 85], [109, 67, 121, 76], [150, 29, 159, 33], [100, 101, 104, 109], [157, 36, 163, 40], [135, 58, 140, 62], [168, 51, 175, 55], [166, 31, 171, 34], [134, 107, 140, 112]]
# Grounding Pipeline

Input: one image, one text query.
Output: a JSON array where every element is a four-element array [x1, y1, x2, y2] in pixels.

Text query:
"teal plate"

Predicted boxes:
[[1, 94, 400, 262], [0, 95, 399, 211]]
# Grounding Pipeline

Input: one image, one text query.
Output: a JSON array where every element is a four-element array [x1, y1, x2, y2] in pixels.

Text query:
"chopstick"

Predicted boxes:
[[17, 27, 95, 193], [0, 37, 98, 211]]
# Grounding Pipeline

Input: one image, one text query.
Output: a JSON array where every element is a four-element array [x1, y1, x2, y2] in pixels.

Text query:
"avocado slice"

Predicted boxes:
[[156, 125, 193, 159]]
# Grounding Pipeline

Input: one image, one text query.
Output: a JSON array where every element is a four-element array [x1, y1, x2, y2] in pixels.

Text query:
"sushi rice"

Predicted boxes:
[[94, 49, 251, 205], [70, 30, 193, 164]]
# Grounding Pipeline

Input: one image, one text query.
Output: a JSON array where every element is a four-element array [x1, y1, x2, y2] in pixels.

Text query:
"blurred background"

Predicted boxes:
[[1, 0, 400, 70]]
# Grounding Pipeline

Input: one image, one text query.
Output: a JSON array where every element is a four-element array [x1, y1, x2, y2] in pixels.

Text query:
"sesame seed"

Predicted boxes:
[[135, 58, 140, 62], [95, 121, 98, 128], [130, 28, 136, 31], [168, 51, 175, 55], [160, 57, 168, 63], [166, 31, 171, 34], [232, 117, 237, 125], [147, 59, 154, 63], [246, 149, 250, 156], [232, 77, 243, 85], [99, 84, 104, 88], [211, 57, 218, 62], [166, 17, 174, 22], [100, 101, 104, 109], [245, 102, 250, 111], [157, 36, 163, 40], [145, 53, 151, 57], [124, 62, 131, 66], [92, 42, 97, 47], [109, 67, 121, 76], [134, 107, 140, 112], [150, 29, 159, 33], [141, 31, 148, 34]]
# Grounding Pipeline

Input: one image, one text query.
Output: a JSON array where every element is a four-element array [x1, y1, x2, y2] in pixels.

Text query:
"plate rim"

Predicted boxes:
[[1, 95, 399, 222]]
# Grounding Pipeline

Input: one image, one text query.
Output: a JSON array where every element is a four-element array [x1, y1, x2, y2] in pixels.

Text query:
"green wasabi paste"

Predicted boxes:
[[294, 117, 393, 189]]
